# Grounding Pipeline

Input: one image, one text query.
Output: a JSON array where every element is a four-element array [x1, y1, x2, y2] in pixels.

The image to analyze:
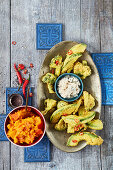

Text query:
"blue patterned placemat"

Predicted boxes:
[[6, 87, 32, 114], [24, 135, 50, 162], [0, 115, 8, 141], [92, 53, 113, 105], [5, 87, 50, 162], [101, 79, 113, 105], [36, 23, 62, 50]]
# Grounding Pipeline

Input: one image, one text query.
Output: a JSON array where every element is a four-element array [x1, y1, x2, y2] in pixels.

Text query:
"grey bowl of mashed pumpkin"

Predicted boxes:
[[4, 106, 46, 147]]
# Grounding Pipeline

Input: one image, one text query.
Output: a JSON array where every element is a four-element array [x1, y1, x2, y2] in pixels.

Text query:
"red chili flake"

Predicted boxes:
[[52, 69, 54, 74], [77, 124, 81, 128], [62, 113, 67, 116], [18, 64, 25, 70], [29, 92, 33, 97], [30, 63, 34, 68], [68, 50, 73, 55], [12, 41, 16, 45], [23, 69, 28, 74], [80, 132, 84, 136], [72, 140, 78, 143], [74, 127, 77, 131], [55, 60, 59, 65], [74, 119, 79, 123]]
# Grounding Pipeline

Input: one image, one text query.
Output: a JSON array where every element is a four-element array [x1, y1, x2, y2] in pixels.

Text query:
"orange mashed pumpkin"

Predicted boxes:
[[7, 108, 43, 144]]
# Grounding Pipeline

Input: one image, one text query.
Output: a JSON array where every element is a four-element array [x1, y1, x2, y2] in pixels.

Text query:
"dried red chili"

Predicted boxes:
[[12, 41, 16, 45], [23, 69, 28, 74], [14, 63, 23, 90], [68, 50, 73, 55], [55, 60, 59, 65], [62, 113, 67, 116], [72, 140, 78, 143], [74, 119, 79, 123], [51, 69, 54, 74], [74, 127, 78, 131], [77, 124, 81, 128], [30, 63, 34, 68], [18, 64, 25, 70], [22, 74, 30, 98], [79, 132, 84, 136]]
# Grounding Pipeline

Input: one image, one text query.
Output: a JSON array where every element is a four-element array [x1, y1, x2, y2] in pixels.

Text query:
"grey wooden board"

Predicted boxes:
[[81, 1, 102, 170], [0, 0, 113, 169], [99, 1, 113, 169], [0, 0, 10, 170]]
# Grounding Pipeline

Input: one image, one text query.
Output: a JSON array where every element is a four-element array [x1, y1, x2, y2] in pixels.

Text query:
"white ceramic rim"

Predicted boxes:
[[4, 105, 46, 147]]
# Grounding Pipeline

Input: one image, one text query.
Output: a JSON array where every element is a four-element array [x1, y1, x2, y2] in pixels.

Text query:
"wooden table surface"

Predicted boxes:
[[0, 0, 113, 170]]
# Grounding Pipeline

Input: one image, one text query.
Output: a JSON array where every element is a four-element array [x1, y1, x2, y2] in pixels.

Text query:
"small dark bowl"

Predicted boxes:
[[8, 94, 23, 108], [54, 73, 83, 102], [4, 106, 46, 147]]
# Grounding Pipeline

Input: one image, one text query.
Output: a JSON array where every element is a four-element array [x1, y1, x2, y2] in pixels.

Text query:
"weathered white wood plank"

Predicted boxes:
[[81, 0, 102, 170], [99, 0, 113, 169], [0, 0, 11, 170], [11, 0, 82, 170]]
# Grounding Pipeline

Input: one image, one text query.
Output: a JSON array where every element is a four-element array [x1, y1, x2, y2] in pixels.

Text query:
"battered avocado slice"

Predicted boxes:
[[62, 111, 96, 126], [42, 73, 57, 93], [61, 53, 82, 74], [67, 123, 87, 133], [67, 132, 103, 146], [67, 124, 75, 133], [78, 106, 88, 116], [55, 118, 67, 131], [66, 43, 87, 58], [87, 119, 103, 130], [83, 91, 95, 110], [73, 97, 83, 114], [50, 102, 81, 123], [49, 55, 63, 76], [62, 43, 87, 73], [57, 101, 68, 109], [41, 99, 57, 115], [47, 83, 55, 93], [73, 61, 91, 79]]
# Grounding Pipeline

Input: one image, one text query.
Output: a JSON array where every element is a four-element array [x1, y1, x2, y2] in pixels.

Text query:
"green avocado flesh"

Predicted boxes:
[[61, 54, 82, 73], [67, 132, 103, 146], [66, 43, 87, 57], [50, 103, 80, 123], [87, 119, 103, 130], [62, 111, 96, 126], [55, 119, 67, 131]]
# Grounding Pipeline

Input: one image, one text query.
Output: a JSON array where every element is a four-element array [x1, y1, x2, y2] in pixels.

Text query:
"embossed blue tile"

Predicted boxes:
[[6, 87, 32, 114], [101, 79, 113, 105], [92, 53, 113, 105], [36, 23, 62, 50], [92, 53, 113, 79], [24, 134, 50, 162], [0, 115, 8, 141]]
